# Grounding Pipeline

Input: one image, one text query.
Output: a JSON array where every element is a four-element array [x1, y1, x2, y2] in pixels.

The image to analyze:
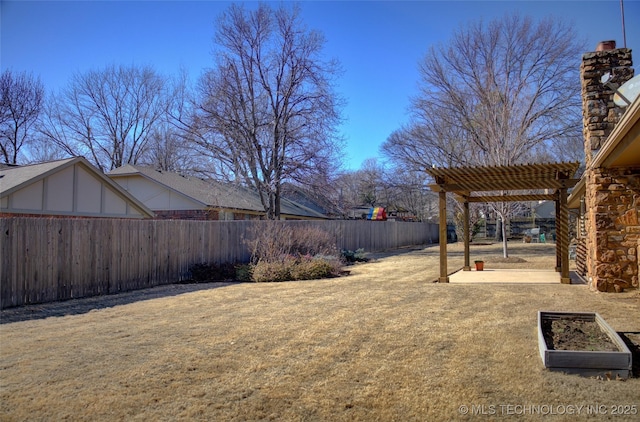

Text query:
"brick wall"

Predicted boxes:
[[153, 209, 218, 220], [152, 209, 263, 221]]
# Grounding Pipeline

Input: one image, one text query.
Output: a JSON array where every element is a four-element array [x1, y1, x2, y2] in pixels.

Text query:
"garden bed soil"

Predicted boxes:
[[541, 319, 620, 352]]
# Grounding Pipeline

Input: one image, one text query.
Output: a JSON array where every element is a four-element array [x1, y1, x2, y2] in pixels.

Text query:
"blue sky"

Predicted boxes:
[[2, 1, 639, 170]]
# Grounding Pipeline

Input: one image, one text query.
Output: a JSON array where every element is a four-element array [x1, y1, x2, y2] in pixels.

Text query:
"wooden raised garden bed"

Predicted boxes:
[[538, 311, 632, 379]]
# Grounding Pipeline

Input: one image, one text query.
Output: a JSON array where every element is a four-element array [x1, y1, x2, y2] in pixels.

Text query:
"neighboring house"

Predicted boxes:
[[387, 207, 418, 222], [107, 165, 328, 220], [512, 201, 557, 239], [0, 157, 154, 219], [281, 183, 342, 218], [346, 206, 373, 220], [568, 43, 639, 292]]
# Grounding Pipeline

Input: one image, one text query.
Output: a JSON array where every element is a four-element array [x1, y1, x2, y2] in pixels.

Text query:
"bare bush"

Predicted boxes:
[[246, 221, 341, 282], [289, 256, 342, 280], [252, 259, 295, 283], [246, 221, 339, 264]]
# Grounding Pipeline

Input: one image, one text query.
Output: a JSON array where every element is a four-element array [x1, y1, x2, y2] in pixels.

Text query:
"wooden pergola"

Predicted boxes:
[[426, 162, 580, 284]]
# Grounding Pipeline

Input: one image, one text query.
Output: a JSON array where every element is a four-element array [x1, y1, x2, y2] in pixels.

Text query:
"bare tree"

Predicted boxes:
[[0, 70, 44, 164], [140, 126, 191, 173], [40, 64, 167, 171], [385, 14, 584, 169], [383, 14, 584, 256], [384, 167, 438, 222], [190, 3, 343, 219]]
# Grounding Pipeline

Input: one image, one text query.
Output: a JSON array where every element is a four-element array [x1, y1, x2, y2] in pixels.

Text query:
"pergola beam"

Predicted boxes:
[[428, 179, 579, 193], [462, 194, 557, 203]]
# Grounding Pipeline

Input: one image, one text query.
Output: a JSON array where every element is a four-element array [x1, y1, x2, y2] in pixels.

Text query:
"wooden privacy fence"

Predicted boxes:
[[0, 218, 438, 309]]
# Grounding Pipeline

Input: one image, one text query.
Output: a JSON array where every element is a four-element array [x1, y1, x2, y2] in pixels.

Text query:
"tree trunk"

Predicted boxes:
[[501, 217, 509, 258]]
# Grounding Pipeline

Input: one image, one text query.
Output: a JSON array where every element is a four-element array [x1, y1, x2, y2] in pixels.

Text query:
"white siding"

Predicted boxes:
[[113, 175, 202, 210], [12, 180, 43, 210], [0, 160, 150, 218], [103, 187, 128, 215], [75, 166, 102, 213], [128, 207, 142, 217], [46, 165, 74, 212]]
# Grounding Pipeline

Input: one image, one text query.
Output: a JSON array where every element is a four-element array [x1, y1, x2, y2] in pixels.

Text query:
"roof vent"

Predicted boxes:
[[596, 40, 616, 51]]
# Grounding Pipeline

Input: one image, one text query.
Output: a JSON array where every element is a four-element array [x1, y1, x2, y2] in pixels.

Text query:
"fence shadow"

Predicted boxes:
[[0, 282, 241, 324]]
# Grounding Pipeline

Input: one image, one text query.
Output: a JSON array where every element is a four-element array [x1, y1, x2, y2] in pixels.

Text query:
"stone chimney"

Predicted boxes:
[[579, 42, 638, 292], [580, 42, 633, 168]]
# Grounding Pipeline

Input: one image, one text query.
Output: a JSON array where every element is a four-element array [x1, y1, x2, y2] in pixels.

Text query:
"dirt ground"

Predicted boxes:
[[1, 241, 639, 421], [542, 320, 619, 352]]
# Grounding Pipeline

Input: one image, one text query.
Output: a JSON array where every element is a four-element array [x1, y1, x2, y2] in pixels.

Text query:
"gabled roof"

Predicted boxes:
[[0, 157, 155, 218], [107, 165, 328, 219], [281, 183, 342, 217], [534, 201, 556, 219], [0, 158, 77, 195]]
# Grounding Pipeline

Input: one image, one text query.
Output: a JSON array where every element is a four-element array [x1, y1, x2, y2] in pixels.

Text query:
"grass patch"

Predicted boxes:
[[1, 242, 639, 420]]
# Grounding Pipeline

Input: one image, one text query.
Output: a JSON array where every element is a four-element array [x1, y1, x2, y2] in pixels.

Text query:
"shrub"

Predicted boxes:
[[246, 221, 339, 264], [251, 259, 294, 283], [251, 255, 342, 282], [289, 257, 340, 280], [235, 264, 254, 282], [187, 262, 236, 282], [245, 221, 344, 282], [341, 248, 369, 263]]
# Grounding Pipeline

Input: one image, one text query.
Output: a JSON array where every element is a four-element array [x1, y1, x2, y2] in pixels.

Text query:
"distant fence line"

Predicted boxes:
[[0, 218, 438, 309]]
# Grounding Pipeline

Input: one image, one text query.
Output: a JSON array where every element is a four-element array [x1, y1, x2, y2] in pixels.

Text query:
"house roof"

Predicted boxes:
[[534, 201, 556, 219], [281, 183, 342, 217], [0, 158, 77, 195], [0, 157, 155, 218], [107, 165, 328, 219]]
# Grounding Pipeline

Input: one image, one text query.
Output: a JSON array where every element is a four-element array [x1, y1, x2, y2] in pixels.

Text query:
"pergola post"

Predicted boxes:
[[555, 196, 561, 272], [438, 191, 449, 283], [463, 199, 471, 271], [559, 187, 571, 284]]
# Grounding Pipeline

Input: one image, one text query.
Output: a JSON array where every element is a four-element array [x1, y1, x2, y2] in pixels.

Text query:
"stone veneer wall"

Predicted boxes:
[[580, 48, 633, 167], [585, 168, 640, 292], [580, 47, 637, 292]]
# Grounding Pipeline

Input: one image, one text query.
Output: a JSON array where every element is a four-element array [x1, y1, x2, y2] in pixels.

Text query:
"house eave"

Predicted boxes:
[[592, 96, 640, 169], [567, 177, 586, 209]]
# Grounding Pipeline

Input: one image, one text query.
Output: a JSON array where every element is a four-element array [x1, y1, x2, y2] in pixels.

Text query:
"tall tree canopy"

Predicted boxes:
[[0, 70, 44, 164], [190, 3, 343, 219], [383, 14, 584, 170], [40, 64, 167, 171]]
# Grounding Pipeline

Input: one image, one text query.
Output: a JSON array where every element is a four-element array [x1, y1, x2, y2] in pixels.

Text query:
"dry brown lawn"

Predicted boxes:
[[1, 242, 639, 421]]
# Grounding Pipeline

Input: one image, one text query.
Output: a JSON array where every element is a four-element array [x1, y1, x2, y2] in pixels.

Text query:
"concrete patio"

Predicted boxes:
[[449, 268, 586, 284]]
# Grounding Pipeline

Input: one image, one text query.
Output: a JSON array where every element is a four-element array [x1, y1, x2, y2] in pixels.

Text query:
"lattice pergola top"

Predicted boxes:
[[426, 162, 580, 202]]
